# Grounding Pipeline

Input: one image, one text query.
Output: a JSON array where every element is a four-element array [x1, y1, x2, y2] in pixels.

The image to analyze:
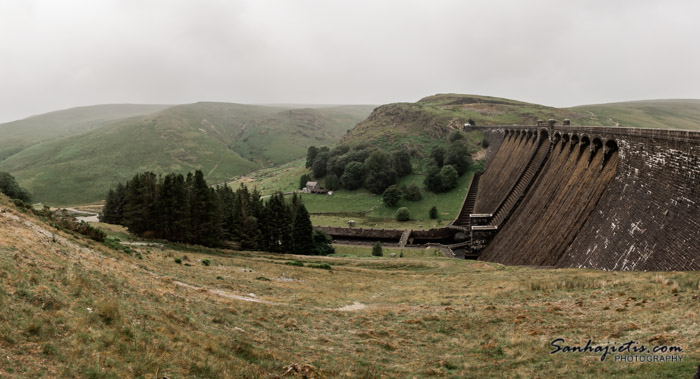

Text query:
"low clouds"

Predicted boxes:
[[1, 0, 699, 122]]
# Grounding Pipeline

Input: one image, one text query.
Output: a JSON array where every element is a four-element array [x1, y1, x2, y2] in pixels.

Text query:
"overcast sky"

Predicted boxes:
[[1, 0, 699, 122]]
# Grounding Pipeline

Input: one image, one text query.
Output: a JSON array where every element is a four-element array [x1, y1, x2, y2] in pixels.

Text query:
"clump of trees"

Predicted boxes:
[[101, 170, 333, 255], [0, 171, 31, 203], [304, 133, 476, 204], [424, 141, 471, 193], [305, 144, 412, 194]]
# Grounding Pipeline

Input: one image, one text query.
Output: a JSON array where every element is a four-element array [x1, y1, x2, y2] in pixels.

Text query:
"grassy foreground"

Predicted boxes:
[[0, 196, 698, 378]]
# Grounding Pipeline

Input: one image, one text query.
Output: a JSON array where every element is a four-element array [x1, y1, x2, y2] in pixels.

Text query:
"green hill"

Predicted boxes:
[[0, 104, 172, 161], [571, 99, 700, 130], [341, 94, 700, 147], [0, 103, 374, 204]]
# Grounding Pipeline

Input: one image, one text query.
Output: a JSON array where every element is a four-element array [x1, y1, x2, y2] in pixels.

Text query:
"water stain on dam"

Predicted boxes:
[[480, 136, 619, 266], [471, 125, 699, 271], [475, 131, 538, 214]]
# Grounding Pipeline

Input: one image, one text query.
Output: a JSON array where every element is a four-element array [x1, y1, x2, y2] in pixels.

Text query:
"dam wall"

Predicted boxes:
[[557, 128, 700, 270], [471, 125, 699, 271]]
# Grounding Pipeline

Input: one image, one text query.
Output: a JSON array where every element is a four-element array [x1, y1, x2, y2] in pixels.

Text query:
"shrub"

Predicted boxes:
[[104, 237, 136, 255], [372, 241, 383, 257], [382, 185, 402, 207], [54, 217, 106, 242], [438, 165, 459, 191], [448, 130, 465, 143], [403, 184, 422, 201], [312, 229, 335, 255], [481, 138, 489, 148], [308, 263, 332, 270], [174, 258, 182, 264], [396, 207, 410, 221], [201, 259, 211, 266], [97, 299, 121, 325], [12, 198, 31, 212], [429, 206, 439, 219], [285, 260, 304, 267]]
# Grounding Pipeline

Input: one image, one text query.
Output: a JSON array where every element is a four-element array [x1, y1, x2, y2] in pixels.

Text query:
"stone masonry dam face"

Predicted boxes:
[[470, 125, 699, 271]]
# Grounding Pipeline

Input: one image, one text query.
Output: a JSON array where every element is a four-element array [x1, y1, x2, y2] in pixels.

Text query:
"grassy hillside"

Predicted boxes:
[[302, 171, 476, 229], [1, 195, 698, 377], [342, 94, 700, 146], [0, 104, 172, 161], [231, 105, 374, 165], [229, 128, 486, 230], [341, 94, 596, 146], [572, 99, 700, 130], [0, 103, 374, 204]]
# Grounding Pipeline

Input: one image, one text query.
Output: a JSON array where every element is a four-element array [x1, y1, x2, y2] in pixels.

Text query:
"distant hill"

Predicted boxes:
[[341, 94, 700, 146], [571, 99, 700, 130], [0, 104, 172, 161], [0, 102, 374, 204]]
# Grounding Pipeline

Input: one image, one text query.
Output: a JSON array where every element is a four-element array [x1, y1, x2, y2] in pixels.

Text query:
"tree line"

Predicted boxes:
[[101, 170, 333, 255]]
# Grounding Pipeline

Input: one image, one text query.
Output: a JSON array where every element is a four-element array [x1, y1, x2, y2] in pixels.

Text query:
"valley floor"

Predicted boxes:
[[0, 197, 698, 377]]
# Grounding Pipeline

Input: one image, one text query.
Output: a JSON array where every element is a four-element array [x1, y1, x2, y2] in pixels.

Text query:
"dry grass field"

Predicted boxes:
[[0, 195, 698, 378]]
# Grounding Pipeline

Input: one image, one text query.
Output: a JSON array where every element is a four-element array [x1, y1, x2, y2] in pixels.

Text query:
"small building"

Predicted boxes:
[[304, 181, 328, 194], [305, 181, 319, 192]]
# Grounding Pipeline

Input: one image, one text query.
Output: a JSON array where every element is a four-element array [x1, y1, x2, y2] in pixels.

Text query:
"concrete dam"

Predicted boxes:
[[318, 123, 698, 271], [470, 123, 699, 271]]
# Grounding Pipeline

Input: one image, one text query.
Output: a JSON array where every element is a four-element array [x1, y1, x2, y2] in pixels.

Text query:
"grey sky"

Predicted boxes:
[[1, 0, 699, 122]]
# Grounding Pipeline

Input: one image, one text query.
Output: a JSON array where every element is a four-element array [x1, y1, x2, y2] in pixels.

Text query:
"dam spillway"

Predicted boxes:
[[470, 124, 699, 271], [474, 130, 539, 214]]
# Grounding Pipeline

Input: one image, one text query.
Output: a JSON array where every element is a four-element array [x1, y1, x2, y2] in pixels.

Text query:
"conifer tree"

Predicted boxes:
[[291, 202, 314, 254], [263, 192, 292, 253]]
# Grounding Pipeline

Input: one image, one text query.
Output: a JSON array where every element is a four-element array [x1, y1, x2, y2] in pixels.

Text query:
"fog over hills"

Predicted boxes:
[[1, 95, 698, 205], [0, 102, 375, 204]]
